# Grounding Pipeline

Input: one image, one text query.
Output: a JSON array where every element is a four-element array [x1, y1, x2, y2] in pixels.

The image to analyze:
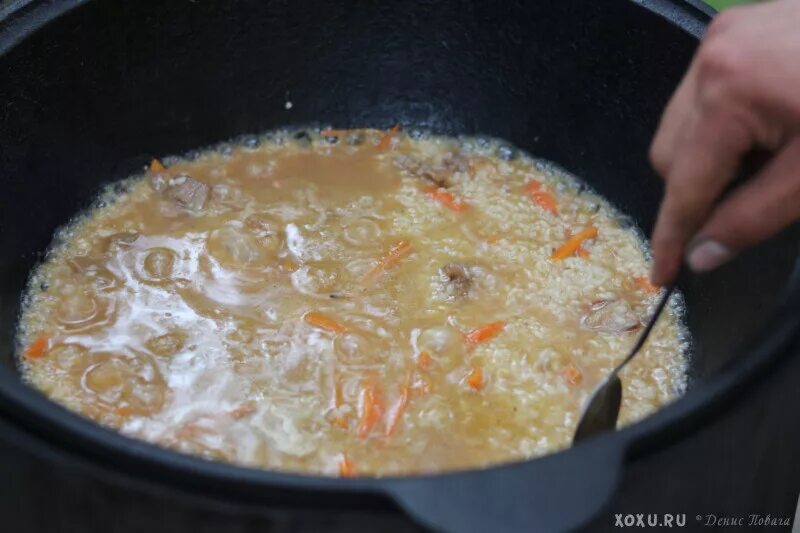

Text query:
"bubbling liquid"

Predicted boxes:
[[18, 128, 689, 476]]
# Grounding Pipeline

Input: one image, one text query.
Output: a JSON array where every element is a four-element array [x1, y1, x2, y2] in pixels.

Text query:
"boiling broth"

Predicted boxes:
[[18, 128, 688, 476]]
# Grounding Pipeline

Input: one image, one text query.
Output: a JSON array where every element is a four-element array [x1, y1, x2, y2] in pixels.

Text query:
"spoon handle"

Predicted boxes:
[[611, 282, 677, 376]]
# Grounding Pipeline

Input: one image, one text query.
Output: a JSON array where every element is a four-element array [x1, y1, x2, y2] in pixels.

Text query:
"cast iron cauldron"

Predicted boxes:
[[0, 1, 799, 532]]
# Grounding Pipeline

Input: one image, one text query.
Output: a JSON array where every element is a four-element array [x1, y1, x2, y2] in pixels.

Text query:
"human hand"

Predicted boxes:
[[649, 0, 800, 285]]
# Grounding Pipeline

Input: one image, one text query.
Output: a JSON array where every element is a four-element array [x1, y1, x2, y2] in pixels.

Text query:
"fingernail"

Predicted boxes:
[[687, 240, 732, 272]]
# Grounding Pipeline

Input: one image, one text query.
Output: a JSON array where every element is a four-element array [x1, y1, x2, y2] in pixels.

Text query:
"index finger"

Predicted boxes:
[[650, 109, 751, 285]]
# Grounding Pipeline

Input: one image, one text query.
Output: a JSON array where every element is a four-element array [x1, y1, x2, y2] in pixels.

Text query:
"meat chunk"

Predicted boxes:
[[394, 151, 473, 190], [165, 174, 209, 212], [439, 263, 473, 300], [581, 299, 642, 333], [420, 168, 450, 188], [441, 152, 471, 173], [393, 155, 451, 188]]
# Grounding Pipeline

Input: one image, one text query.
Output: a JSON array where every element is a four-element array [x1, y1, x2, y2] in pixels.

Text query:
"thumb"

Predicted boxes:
[[687, 138, 800, 272]]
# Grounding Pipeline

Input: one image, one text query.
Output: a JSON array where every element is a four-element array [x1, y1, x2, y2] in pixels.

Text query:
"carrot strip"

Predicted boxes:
[[303, 312, 347, 334], [339, 453, 356, 477], [331, 377, 344, 410], [465, 367, 484, 390], [417, 351, 432, 370], [25, 335, 50, 359], [576, 247, 591, 259], [149, 158, 165, 173], [115, 406, 134, 418], [328, 375, 350, 428], [526, 181, 558, 215], [424, 187, 468, 212], [633, 276, 660, 294], [384, 380, 410, 437], [533, 191, 558, 215], [376, 124, 401, 150], [551, 227, 598, 260], [363, 240, 414, 282], [357, 381, 383, 438], [562, 362, 583, 385], [464, 321, 505, 346]]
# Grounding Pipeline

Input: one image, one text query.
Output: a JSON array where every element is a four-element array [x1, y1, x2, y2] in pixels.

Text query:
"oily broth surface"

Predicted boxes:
[[18, 129, 688, 476]]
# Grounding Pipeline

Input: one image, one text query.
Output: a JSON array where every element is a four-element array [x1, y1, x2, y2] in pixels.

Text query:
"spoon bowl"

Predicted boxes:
[[573, 282, 677, 444]]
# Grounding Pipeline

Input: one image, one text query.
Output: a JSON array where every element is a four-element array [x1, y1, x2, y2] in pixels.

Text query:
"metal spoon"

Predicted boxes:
[[573, 282, 677, 444]]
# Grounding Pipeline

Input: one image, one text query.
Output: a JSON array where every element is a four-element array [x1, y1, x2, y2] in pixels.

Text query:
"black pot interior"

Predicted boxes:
[[0, 0, 796, 481], [4, 1, 800, 531], [2, 0, 795, 384]]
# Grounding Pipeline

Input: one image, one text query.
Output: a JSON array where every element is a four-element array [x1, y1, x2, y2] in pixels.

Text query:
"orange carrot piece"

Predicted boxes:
[[526, 181, 558, 215], [303, 312, 347, 334], [424, 187, 468, 212], [339, 453, 356, 477], [382, 240, 414, 265], [527, 181, 541, 192], [25, 335, 50, 359], [633, 276, 660, 294], [328, 376, 349, 428], [331, 376, 344, 410], [230, 403, 256, 420], [363, 240, 414, 282], [562, 362, 583, 385], [376, 124, 401, 150], [532, 191, 558, 215], [466, 367, 484, 390], [464, 321, 505, 346], [551, 227, 598, 260], [417, 351, 432, 370], [149, 158, 165, 173], [384, 381, 410, 437], [115, 406, 134, 418], [576, 247, 591, 259], [357, 381, 383, 438]]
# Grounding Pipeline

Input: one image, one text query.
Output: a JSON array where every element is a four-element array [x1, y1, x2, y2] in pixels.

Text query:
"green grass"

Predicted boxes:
[[704, 0, 758, 9]]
